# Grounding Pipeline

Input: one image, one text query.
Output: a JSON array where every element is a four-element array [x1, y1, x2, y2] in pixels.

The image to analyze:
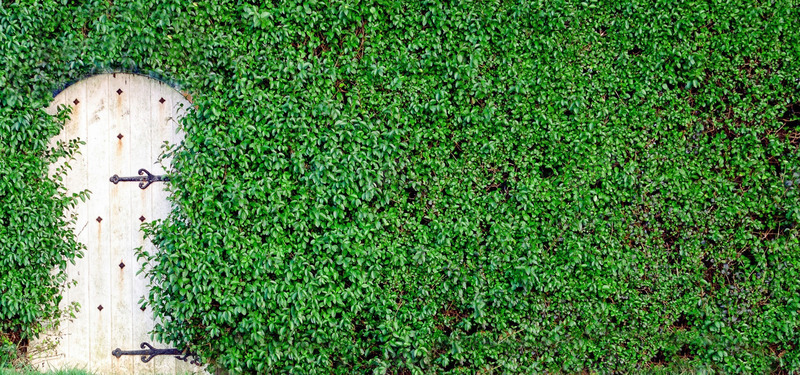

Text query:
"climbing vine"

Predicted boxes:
[[2, 0, 800, 373]]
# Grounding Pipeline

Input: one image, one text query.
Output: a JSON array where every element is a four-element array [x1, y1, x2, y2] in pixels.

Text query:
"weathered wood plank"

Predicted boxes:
[[85, 74, 112, 373], [130, 74, 157, 375], [108, 73, 134, 374], [150, 79, 177, 375], [36, 87, 67, 370], [51, 80, 93, 371]]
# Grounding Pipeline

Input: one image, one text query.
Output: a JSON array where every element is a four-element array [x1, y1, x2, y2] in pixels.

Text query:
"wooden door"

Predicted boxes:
[[34, 73, 197, 374]]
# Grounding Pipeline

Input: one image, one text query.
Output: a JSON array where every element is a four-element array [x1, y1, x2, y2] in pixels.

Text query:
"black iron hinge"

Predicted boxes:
[[112, 342, 200, 365], [109, 168, 169, 190]]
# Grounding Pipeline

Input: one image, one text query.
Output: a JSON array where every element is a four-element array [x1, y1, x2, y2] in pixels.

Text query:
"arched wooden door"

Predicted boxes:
[[35, 73, 197, 374]]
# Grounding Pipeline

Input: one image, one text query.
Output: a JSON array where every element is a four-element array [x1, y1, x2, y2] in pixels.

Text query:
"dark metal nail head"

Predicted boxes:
[[73, 99, 80, 105], [96, 216, 103, 223], [117, 88, 123, 95], [119, 262, 125, 269], [159, 97, 165, 104], [98, 305, 103, 311], [139, 216, 146, 222], [117, 133, 124, 140]]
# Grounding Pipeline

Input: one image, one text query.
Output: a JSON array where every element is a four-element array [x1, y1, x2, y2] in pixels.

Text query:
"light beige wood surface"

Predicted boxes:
[[129, 74, 157, 375], [34, 73, 198, 374]]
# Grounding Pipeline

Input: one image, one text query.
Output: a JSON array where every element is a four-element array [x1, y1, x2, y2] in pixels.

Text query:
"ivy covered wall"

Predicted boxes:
[[2, 0, 800, 373]]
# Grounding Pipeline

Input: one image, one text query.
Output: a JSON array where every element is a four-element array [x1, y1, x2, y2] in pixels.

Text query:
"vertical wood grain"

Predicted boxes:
[[150, 79, 176, 375], [67, 80, 92, 371], [129, 74, 157, 374], [85, 74, 111, 373], [38, 88, 66, 370], [70, 79, 91, 372], [108, 74, 134, 374]]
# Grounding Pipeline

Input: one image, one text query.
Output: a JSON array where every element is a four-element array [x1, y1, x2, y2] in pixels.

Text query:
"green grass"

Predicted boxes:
[[0, 369, 94, 375]]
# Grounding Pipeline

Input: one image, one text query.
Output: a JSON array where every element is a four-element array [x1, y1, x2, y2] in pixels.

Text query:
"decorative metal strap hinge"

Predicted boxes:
[[112, 342, 200, 365], [109, 168, 169, 190]]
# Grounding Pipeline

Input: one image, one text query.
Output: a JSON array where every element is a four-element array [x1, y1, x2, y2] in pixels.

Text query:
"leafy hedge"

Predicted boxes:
[[3, 0, 800, 373], [0, 8, 86, 357]]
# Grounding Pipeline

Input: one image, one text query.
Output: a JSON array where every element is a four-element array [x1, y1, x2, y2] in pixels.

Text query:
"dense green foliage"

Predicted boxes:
[[0, 14, 86, 355], [2, 0, 800, 373]]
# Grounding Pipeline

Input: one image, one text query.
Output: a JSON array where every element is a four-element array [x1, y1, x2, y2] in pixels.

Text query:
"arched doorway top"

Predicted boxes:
[[51, 71, 193, 104]]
